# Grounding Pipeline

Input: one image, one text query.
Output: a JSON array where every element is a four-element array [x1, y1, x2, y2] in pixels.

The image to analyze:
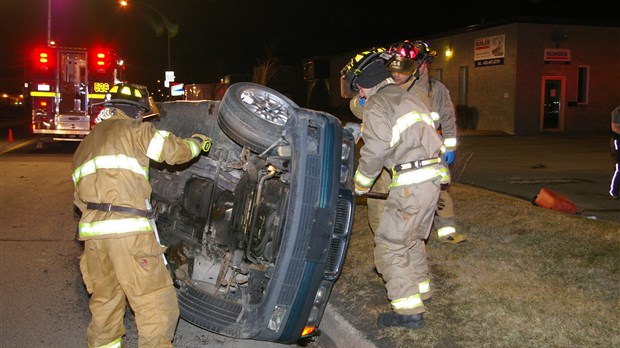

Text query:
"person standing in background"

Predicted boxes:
[[387, 39, 466, 244], [609, 105, 620, 200]]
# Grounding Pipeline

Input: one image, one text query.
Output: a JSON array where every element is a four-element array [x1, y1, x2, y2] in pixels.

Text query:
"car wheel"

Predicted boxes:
[[218, 82, 298, 154]]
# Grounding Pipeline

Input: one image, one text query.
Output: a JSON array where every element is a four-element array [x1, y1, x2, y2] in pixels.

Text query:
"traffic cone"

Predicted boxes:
[[8, 128, 14, 143]]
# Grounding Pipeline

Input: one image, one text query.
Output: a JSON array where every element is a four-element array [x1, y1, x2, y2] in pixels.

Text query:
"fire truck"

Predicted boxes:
[[28, 46, 122, 143]]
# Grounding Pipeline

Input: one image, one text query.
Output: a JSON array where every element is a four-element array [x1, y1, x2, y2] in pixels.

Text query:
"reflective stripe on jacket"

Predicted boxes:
[[72, 107, 201, 240], [389, 164, 449, 188], [401, 72, 458, 151], [354, 80, 444, 190]]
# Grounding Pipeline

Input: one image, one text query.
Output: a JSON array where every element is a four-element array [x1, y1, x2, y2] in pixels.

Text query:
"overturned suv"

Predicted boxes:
[[148, 83, 356, 344]]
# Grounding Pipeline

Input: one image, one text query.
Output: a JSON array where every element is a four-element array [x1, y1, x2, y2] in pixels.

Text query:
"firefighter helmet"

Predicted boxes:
[[387, 55, 418, 74], [411, 40, 437, 63], [388, 40, 437, 64], [103, 82, 151, 113], [340, 48, 394, 96]]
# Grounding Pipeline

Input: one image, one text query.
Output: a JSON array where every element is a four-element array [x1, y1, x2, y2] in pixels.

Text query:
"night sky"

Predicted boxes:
[[0, 0, 617, 94]]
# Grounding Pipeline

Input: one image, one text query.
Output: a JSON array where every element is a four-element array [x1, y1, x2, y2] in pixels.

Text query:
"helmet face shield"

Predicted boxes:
[[143, 96, 160, 119]]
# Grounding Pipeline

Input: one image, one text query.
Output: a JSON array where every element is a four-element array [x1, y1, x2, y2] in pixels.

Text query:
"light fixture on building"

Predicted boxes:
[[445, 48, 453, 57]]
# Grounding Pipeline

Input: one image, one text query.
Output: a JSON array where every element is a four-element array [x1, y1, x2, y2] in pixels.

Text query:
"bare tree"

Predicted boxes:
[[253, 42, 283, 86]]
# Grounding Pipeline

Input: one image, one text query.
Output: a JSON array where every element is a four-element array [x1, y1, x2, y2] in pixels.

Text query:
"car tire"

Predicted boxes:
[[218, 82, 298, 154]]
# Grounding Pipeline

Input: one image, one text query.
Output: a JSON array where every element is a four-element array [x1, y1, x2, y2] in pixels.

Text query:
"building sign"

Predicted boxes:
[[170, 82, 185, 97], [474, 35, 505, 67], [544, 48, 571, 64]]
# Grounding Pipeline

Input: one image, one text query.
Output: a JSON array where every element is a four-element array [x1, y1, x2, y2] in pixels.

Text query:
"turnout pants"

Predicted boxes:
[[367, 169, 391, 233], [80, 233, 180, 348], [368, 169, 456, 240], [433, 187, 456, 233], [374, 180, 440, 315]]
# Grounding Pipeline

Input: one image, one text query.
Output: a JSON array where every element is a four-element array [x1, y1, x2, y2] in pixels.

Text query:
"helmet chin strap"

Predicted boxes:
[[405, 69, 421, 92], [413, 68, 421, 79]]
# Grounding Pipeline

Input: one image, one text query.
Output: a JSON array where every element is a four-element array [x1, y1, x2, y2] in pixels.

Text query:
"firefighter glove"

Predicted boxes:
[[344, 122, 362, 144], [443, 150, 455, 165], [192, 133, 212, 153], [354, 183, 370, 196]]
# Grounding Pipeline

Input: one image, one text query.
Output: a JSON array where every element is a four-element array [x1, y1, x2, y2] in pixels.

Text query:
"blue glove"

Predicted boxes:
[[443, 150, 455, 165]]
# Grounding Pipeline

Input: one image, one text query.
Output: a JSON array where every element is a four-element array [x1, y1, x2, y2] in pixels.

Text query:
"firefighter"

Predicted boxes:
[[610, 104, 620, 200], [72, 82, 212, 348], [346, 56, 447, 328], [342, 49, 396, 235], [386, 39, 467, 244]]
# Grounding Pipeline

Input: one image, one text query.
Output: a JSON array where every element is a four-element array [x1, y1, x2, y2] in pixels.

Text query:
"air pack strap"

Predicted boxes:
[[391, 157, 441, 174], [86, 202, 155, 219]]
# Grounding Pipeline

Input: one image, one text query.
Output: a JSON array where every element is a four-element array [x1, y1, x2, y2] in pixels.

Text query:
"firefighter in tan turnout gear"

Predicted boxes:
[[72, 82, 212, 348], [383, 40, 466, 244], [349, 43, 466, 244], [344, 54, 447, 328]]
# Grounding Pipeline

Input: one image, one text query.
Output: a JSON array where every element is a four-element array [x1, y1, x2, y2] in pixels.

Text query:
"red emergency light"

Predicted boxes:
[[34, 48, 54, 71], [92, 50, 113, 74], [96, 52, 106, 66]]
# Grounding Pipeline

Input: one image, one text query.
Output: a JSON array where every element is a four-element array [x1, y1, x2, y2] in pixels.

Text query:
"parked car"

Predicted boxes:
[[147, 82, 356, 344]]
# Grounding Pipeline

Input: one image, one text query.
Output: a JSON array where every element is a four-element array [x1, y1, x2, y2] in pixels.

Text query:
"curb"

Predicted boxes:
[[319, 303, 376, 348], [0, 138, 39, 155]]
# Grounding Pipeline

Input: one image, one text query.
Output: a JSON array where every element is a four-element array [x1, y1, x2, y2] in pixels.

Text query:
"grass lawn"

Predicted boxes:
[[331, 183, 620, 347]]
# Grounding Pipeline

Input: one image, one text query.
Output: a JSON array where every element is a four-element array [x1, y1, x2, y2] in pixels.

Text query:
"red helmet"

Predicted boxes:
[[388, 40, 436, 64], [388, 40, 419, 60]]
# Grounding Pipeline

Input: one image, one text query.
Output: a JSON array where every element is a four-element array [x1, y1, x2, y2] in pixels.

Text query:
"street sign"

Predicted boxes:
[[165, 70, 175, 87]]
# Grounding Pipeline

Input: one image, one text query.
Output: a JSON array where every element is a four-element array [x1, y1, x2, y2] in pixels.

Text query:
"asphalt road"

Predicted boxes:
[[456, 133, 619, 224], [0, 144, 334, 348]]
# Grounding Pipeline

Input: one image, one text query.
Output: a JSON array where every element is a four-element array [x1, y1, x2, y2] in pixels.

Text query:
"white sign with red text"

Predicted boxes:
[[544, 49, 571, 64]]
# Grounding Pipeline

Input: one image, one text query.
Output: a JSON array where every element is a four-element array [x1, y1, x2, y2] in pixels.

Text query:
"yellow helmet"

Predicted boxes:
[[340, 48, 394, 96], [103, 82, 151, 113]]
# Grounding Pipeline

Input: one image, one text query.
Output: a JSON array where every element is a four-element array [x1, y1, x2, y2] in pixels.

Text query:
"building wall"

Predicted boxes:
[[514, 23, 620, 135], [424, 22, 619, 135], [426, 24, 519, 134], [323, 20, 620, 135]]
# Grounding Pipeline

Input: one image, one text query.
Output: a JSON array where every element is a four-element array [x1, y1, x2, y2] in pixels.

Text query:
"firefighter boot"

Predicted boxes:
[[377, 312, 425, 329], [438, 229, 468, 244]]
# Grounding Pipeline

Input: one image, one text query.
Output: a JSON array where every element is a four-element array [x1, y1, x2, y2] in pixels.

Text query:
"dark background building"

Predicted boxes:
[[311, 18, 619, 135]]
